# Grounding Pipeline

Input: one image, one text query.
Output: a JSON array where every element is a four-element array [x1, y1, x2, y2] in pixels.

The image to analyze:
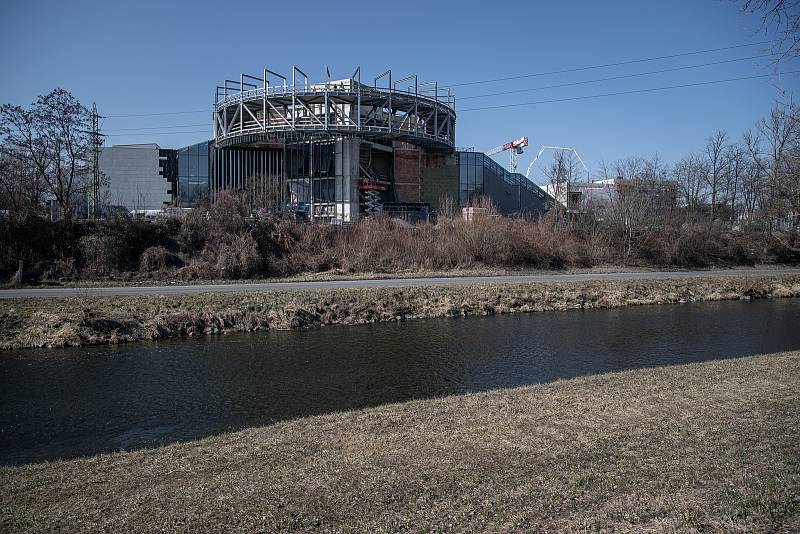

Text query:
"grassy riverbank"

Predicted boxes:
[[14, 264, 667, 288], [2, 352, 798, 532], [2, 274, 800, 350]]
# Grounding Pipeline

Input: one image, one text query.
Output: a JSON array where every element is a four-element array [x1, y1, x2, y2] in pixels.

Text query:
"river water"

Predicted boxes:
[[1, 298, 799, 465]]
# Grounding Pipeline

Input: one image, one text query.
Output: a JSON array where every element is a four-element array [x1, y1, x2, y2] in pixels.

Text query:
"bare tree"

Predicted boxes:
[[741, 0, 800, 62], [739, 157, 766, 225], [613, 156, 646, 182], [744, 103, 800, 236], [595, 159, 614, 181], [704, 130, 730, 219], [600, 156, 675, 259], [642, 153, 670, 182], [724, 143, 748, 223], [35, 89, 92, 222], [605, 181, 654, 260], [0, 89, 92, 223], [0, 138, 47, 220], [0, 104, 51, 220], [673, 153, 709, 218], [543, 150, 586, 223]]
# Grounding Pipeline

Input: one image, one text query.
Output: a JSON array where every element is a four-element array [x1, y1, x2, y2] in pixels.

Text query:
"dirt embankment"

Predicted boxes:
[[1, 274, 799, 350]]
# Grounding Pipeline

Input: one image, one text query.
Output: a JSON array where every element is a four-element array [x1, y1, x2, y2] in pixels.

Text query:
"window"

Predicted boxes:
[[176, 142, 210, 207]]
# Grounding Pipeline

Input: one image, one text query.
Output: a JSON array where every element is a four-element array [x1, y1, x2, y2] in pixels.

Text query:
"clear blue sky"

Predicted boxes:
[[1, 0, 797, 181]]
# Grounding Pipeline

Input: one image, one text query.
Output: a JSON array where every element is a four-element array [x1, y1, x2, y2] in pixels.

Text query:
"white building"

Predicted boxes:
[[545, 179, 617, 211]]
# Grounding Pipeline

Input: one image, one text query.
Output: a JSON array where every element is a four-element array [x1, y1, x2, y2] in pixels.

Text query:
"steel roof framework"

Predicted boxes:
[[214, 66, 456, 151]]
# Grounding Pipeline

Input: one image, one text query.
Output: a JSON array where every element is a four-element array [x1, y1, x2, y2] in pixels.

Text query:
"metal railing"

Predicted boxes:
[[213, 66, 457, 150]]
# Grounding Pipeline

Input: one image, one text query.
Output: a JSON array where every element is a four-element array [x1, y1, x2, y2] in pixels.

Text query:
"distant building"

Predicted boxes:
[[458, 151, 553, 217], [98, 144, 175, 211], [95, 66, 556, 221], [546, 179, 617, 212], [176, 141, 210, 207], [547, 178, 678, 214]]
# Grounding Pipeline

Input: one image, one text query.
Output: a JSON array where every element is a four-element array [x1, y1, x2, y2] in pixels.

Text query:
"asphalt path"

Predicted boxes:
[[0, 268, 797, 299]]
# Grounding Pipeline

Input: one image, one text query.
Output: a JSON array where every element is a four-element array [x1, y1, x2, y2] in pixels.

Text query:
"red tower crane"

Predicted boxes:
[[485, 136, 528, 173]]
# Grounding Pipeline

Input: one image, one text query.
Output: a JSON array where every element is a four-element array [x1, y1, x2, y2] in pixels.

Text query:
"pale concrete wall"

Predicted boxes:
[[334, 138, 360, 222], [99, 144, 172, 211]]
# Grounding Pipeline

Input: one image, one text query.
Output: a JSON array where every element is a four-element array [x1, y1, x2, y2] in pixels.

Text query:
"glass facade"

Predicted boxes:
[[457, 151, 552, 215], [178, 142, 210, 207], [458, 151, 484, 206]]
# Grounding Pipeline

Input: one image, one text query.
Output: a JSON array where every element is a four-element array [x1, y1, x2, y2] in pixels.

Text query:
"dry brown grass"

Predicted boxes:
[[1, 274, 799, 350], [267, 216, 600, 276], [2, 352, 798, 532]]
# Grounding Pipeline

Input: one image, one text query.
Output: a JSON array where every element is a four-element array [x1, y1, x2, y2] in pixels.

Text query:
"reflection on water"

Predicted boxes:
[[1, 298, 798, 465]]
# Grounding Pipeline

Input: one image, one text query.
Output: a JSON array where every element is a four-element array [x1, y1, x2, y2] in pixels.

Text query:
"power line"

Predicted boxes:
[[105, 109, 209, 118], [447, 40, 778, 88], [101, 70, 794, 136], [459, 70, 800, 112], [99, 41, 779, 120], [105, 130, 210, 137], [458, 53, 776, 100], [103, 68, 789, 135], [104, 123, 208, 132]]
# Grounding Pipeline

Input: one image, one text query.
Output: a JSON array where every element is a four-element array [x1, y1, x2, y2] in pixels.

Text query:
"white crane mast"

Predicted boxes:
[[485, 136, 528, 172]]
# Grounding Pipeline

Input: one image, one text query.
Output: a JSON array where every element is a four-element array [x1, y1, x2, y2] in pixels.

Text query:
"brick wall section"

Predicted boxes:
[[392, 142, 458, 212], [421, 163, 458, 214], [393, 141, 422, 203]]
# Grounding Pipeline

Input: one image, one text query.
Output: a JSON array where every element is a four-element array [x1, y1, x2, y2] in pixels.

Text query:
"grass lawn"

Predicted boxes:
[[2, 351, 799, 532]]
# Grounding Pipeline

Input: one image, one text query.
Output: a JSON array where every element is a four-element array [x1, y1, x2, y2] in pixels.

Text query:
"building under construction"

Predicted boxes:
[[208, 66, 456, 222], [99, 66, 554, 221]]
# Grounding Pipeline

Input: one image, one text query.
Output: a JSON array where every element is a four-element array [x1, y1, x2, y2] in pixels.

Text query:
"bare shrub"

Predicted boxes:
[[139, 246, 182, 272], [178, 207, 210, 253], [178, 192, 248, 251], [265, 222, 342, 276], [640, 223, 763, 267], [209, 191, 249, 235], [504, 221, 567, 268], [251, 216, 295, 260], [457, 216, 510, 265], [209, 233, 260, 279], [437, 195, 459, 221], [176, 258, 218, 281], [339, 218, 425, 273], [769, 232, 800, 262], [0, 191, 779, 284], [41, 258, 77, 280], [79, 234, 123, 277], [427, 220, 472, 269], [265, 214, 603, 274]]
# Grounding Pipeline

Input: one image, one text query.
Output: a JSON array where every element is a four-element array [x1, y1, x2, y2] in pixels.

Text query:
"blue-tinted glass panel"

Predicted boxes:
[[178, 148, 188, 176], [199, 144, 209, 178], [188, 146, 198, 176], [179, 181, 189, 202], [176, 142, 213, 207]]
